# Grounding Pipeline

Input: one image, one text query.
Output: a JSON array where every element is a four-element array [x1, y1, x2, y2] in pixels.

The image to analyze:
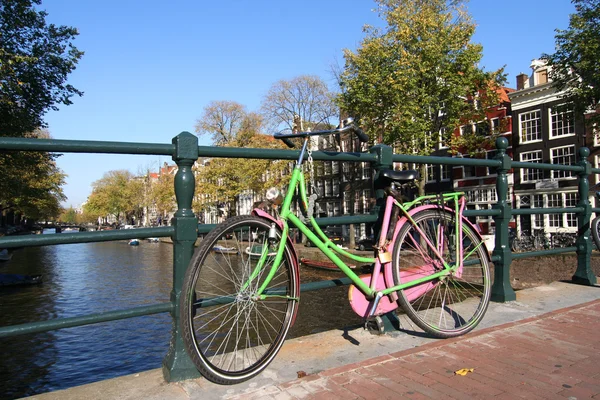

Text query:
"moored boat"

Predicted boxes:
[[128, 239, 140, 246], [0, 273, 43, 287], [0, 249, 12, 262], [245, 244, 276, 259]]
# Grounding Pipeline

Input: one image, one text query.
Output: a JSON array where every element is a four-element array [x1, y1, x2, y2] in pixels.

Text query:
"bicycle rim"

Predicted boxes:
[[593, 217, 600, 250], [392, 209, 491, 338], [181, 216, 298, 384]]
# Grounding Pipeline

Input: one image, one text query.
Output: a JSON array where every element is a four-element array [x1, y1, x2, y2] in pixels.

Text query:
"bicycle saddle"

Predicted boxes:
[[379, 169, 419, 184]]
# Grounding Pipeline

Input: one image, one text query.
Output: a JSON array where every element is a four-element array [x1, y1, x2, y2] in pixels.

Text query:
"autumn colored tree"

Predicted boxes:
[[84, 170, 142, 223], [195, 101, 290, 217]]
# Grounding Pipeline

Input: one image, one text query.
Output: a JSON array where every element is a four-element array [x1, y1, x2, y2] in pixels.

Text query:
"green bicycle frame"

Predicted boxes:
[[251, 164, 484, 301]]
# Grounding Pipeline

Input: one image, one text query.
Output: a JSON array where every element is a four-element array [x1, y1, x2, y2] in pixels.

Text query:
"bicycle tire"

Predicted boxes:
[[593, 217, 600, 250], [180, 215, 299, 384], [392, 208, 491, 338]]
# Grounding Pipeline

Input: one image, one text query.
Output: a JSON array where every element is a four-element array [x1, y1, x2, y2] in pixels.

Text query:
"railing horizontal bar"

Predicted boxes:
[[511, 161, 582, 172], [512, 207, 582, 215], [593, 208, 600, 213], [512, 247, 577, 259], [199, 146, 378, 162], [0, 137, 175, 156], [0, 227, 174, 248], [0, 302, 172, 338], [392, 154, 501, 167], [300, 277, 353, 291], [313, 215, 379, 226], [463, 209, 501, 217]]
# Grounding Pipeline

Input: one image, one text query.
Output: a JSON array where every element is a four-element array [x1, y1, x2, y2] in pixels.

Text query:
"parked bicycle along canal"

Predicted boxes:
[[0, 230, 363, 399]]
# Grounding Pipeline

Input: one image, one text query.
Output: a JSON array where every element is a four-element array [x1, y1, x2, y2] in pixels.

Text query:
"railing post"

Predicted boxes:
[[491, 137, 516, 302], [163, 132, 200, 381], [369, 144, 394, 210], [572, 147, 596, 285]]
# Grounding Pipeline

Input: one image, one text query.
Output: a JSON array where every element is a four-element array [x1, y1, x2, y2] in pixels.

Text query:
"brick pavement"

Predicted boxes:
[[227, 299, 600, 400]]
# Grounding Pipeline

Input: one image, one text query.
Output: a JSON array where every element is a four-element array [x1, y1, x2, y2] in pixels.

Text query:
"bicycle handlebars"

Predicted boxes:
[[274, 118, 369, 148]]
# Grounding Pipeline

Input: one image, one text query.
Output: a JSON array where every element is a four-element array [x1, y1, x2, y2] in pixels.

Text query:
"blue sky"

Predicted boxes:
[[40, 0, 576, 207]]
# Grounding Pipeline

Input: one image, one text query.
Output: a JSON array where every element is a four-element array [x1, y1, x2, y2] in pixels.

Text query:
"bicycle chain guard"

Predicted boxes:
[[348, 273, 397, 317]]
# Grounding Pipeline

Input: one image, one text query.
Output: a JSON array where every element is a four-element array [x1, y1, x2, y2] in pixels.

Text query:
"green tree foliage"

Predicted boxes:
[[338, 0, 505, 158], [0, 128, 66, 220], [149, 172, 175, 223], [84, 170, 141, 223], [59, 206, 77, 224], [0, 1, 82, 221], [0, 0, 83, 136], [545, 0, 600, 126]]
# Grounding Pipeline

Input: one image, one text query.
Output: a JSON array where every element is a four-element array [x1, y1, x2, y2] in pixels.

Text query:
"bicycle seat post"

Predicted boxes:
[[296, 137, 310, 167]]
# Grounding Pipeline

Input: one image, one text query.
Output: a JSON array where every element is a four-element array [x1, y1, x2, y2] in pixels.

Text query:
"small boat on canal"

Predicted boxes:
[[128, 239, 140, 246], [0, 249, 12, 262], [0, 273, 43, 287]]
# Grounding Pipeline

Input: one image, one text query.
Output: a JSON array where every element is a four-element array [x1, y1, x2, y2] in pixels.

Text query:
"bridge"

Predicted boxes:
[[0, 132, 598, 399]]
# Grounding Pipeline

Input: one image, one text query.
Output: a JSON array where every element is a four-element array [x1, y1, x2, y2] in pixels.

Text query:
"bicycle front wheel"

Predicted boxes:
[[392, 208, 491, 338], [180, 216, 299, 384]]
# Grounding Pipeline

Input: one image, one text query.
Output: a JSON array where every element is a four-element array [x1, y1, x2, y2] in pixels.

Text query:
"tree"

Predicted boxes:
[[0, 128, 66, 220], [195, 101, 261, 146], [1, 0, 83, 136], [84, 170, 140, 223], [194, 101, 290, 218], [261, 75, 338, 132], [338, 0, 504, 192], [0, 1, 81, 223], [545, 0, 600, 126], [149, 172, 175, 224]]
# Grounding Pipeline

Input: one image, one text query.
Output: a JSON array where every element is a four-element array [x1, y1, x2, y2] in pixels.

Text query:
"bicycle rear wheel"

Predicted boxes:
[[593, 217, 600, 250], [392, 208, 491, 338], [180, 215, 299, 384]]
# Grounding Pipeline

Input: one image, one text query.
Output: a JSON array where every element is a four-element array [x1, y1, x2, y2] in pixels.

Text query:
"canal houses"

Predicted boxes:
[[509, 58, 591, 238]]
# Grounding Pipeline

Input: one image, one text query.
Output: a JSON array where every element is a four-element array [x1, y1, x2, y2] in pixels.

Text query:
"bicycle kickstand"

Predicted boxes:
[[364, 292, 385, 335]]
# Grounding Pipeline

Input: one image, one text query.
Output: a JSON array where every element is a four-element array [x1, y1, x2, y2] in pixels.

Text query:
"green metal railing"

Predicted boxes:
[[0, 133, 596, 382]]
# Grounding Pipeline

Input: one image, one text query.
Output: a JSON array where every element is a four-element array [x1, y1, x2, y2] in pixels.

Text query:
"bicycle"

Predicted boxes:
[[180, 119, 491, 384], [592, 191, 600, 250]]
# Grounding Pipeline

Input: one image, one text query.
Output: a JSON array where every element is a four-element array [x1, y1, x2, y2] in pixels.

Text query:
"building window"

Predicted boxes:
[[363, 189, 371, 213], [354, 191, 361, 214], [551, 145, 575, 179], [332, 161, 339, 174], [548, 194, 562, 227], [460, 125, 473, 136], [324, 162, 332, 175], [316, 162, 323, 177], [536, 69, 548, 84], [565, 192, 578, 227], [441, 164, 450, 181], [531, 194, 544, 228], [439, 127, 448, 149], [550, 105, 575, 139], [426, 164, 435, 182], [333, 178, 340, 196], [317, 180, 324, 196], [519, 110, 542, 143], [342, 162, 350, 182], [520, 150, 543, 182], [324, 180, 332, 197], [362, 162, 371, 179]]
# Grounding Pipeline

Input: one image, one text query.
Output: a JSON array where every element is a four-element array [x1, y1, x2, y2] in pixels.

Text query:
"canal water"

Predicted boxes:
[[0, 234, 363, 399]]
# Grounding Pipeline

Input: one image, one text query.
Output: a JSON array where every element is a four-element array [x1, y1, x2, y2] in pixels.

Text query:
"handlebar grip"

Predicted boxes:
[[353, 126, 369, 143], [281, 137, 295, 148]]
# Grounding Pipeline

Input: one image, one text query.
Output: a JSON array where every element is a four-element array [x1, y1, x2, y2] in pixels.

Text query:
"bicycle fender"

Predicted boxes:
[[251, 208, 301, 324]]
